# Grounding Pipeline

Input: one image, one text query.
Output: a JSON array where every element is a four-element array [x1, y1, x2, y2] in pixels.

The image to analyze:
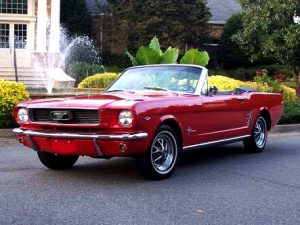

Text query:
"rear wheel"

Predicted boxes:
[[37, 152, 79, 170], [137, 125, 179, 180], [244, 116, 267, 153]]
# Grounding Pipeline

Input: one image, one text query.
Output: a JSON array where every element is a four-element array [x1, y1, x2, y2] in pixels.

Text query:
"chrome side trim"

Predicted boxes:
[[13, 128, 148, 141], [183, 135, 251, 151]]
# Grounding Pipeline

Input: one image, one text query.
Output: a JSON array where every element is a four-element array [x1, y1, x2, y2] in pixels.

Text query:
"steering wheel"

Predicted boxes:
[[177, 85, 195, 93]]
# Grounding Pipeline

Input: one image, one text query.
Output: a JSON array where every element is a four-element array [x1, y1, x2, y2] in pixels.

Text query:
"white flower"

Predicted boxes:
[[293, 11, 300, 24]]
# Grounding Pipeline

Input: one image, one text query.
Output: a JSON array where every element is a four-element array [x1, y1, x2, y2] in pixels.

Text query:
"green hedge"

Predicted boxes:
[[78, 73, 119, 88], [279, 101, 300, 124], [101, 53, 131, 69], [0, 80, 30, 128], [67, 62, 104, 85], [211, 64, 293, 81]]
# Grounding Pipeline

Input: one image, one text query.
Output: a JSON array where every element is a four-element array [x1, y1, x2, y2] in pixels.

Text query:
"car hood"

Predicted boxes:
[[22, 91, 183, 109]]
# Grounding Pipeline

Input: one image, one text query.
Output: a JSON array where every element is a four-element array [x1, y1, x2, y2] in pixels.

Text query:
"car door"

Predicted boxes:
[[197, 93, 251, 142]]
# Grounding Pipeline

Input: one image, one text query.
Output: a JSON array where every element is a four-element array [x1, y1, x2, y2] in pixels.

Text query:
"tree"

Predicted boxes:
[[60, 0, 92, 37], [233, 0, 300, 97], [106, 0, 211, 52], [218, 13, 250, 69]]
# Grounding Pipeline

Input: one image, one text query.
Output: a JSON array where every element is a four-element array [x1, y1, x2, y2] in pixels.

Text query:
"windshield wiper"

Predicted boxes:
[[106, 89, 136, 94], [144, 86, 170, 92]]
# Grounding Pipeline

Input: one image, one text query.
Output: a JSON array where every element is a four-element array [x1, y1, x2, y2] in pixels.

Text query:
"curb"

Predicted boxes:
[[0, 129, 14, 138], [269, 124, 300, 134], [1, 124, 299, 138]]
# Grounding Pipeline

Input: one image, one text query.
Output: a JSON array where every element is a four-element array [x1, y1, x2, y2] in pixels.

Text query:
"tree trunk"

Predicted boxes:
[[292, 68, 300, 99]]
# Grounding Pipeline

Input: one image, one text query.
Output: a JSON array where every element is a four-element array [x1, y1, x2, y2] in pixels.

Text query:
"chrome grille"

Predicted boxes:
[[30, 109, 100, 124]]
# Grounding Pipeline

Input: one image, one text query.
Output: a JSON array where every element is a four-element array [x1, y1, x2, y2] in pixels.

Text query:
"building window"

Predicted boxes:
[[14, 24, 27, 49], [0, 24, 10, 48], [0, 0, 28, 14]]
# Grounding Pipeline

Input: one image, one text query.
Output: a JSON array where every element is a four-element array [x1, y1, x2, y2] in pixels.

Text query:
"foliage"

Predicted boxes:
[[180, 49, 210, 66], [280, 85, 297, 102], [106, 0, 211, 51], [78, 73, 119, 88], [127, 36, 178, 65], [253, 69, 281, 93], [0, 80, 29, 128], [60, 0, 92, 37], [218, 13, 250, 69], [128, 36, 210, 67], [211, 64, 294, 81], [279, 101, 300, 124], [101, 53, 131, 69], [233, 0, 300, 97], [67, 62, 104, 85], [104, 65, 125, 73], [208, 75, 296, 103], [242, 82, 296, 102], [208, 76, 245, 91]]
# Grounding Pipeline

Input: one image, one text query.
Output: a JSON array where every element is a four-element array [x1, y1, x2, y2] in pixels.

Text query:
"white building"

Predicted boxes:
[[0, 0, 74, 90]]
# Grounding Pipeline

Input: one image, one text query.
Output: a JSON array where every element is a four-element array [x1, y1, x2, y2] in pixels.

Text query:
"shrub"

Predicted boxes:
[[67, 62, 104, 85], [279, 85, 297, 102], [101, 53, 131, 69], [253, 69, 281, 93], [215, 65, 293, 81], [279, 101, 300, 124], [209, 75, 296, 103], [104, 65, 125, 73], [208, 76, 244, 91], [0, 80, 29, 128], [242, 82, 296, 102], [78, 73, 119, 88]]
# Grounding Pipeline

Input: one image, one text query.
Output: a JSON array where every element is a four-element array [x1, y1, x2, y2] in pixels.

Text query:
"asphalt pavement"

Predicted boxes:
[[0, 135, 299, 225]]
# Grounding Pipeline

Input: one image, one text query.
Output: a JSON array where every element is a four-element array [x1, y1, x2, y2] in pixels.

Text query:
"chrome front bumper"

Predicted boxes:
[[13, 128, 148, 156], [13, 128, 148, 140]]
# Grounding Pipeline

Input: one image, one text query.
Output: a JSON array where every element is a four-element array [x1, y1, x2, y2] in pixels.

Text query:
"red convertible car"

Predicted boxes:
[[13, 65, 284, 179]]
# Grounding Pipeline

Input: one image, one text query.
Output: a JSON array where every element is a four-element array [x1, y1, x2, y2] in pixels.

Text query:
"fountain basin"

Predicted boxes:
[[27, 87, 105, 99]]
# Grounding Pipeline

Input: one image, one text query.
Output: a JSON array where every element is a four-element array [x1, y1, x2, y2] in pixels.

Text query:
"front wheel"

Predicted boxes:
[[37, 151, 79, 170], [137, 125, 180, 180], [244, 116, 267, 153]]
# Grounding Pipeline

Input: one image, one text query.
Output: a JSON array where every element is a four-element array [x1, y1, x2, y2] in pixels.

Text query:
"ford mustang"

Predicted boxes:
[[13, 65, 284, 179]]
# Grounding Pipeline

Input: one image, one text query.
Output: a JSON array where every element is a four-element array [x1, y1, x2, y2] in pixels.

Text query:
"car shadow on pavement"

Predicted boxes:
[[178, 143, 246, 168], [32, 143, 249, 183]]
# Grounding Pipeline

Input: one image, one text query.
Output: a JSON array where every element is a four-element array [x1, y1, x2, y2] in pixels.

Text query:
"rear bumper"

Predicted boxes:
[[13, 128, 149, 157]]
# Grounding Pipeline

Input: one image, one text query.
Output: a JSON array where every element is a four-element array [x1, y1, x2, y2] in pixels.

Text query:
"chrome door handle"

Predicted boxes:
[[236, 97, 247, 102]]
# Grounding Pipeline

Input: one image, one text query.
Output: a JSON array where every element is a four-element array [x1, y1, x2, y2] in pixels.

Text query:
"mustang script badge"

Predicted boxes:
[[50, 111, 73, 121]]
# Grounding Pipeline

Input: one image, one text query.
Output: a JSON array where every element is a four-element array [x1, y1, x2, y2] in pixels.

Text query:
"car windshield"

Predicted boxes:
[[106, 66, 202, 94]]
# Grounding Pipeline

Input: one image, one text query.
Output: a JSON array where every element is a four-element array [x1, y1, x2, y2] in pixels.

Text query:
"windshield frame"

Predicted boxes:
[[105, 64, 208, 95]]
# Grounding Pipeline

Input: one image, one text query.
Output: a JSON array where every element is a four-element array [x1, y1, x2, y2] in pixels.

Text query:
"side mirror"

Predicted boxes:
[[209, 86, 218, 96]]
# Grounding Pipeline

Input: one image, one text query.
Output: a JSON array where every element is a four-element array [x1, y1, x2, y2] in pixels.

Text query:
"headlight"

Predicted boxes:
[[17, 108, 29, 123], [118, 110, 133, 127]]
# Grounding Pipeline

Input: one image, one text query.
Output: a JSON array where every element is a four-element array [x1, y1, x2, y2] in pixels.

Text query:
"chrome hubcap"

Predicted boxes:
[[254, 117, 267, 148], [151, 131, 177, 174]]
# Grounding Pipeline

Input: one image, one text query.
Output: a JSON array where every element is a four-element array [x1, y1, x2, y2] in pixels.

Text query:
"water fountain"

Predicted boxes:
[[32, 26, 101, 95]]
